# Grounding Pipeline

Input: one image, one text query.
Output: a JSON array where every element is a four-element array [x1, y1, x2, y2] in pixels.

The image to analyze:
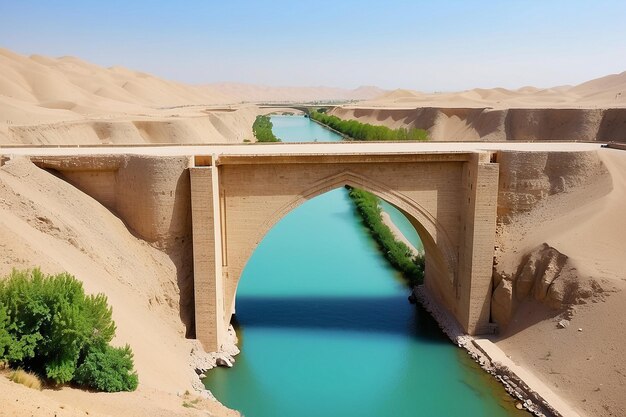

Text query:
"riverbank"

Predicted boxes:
[[308, 116, 351, 140], [380, 210, 420, 257], [414, 286, 580, 417], [346, 187, 424, 285], [310, 110, 429, 141]]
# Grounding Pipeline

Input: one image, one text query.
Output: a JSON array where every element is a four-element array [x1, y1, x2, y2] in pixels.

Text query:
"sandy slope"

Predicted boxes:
[[492, 149, 626, 417], [0, 48, 251, 144], [0, 158, 238, 417]]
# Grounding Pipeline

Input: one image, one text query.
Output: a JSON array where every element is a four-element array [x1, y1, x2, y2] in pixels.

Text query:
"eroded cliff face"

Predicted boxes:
[[491, 150, 613, 328], [3, 107, 259, 145], [331, 107, 626, 142], [496, 150, 609, 223]]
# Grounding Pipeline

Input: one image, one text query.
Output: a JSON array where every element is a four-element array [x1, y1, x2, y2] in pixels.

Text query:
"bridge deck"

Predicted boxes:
[[0, 141, 604, 158]]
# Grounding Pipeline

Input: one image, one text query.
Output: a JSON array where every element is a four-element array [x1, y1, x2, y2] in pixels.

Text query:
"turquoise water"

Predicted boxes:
[[271, 114, 343, 142], [204, 116, 524, 417], [379, 199, 424, 253]]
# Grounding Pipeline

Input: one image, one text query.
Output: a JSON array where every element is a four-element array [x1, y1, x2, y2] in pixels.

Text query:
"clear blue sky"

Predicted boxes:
[[1, 0, 625, 91]]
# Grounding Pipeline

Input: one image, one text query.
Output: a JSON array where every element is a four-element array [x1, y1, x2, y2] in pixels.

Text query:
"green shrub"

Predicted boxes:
[[252, 115, 280, 142], [347, 187, 424, 286], [75, 343, 138, 392], [0, 304, 13, 360], [0, 269, 137, 391], [310, 111, 428, 141]]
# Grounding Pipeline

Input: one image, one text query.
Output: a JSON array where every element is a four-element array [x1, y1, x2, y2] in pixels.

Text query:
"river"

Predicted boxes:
[[204, 115, 525, 417]]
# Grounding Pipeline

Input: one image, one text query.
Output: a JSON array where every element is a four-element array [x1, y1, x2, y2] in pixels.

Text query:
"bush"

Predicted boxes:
[[0, 269, 137, 391], [0, 304, 12, 360], [347, 187, 424, 286], [9, 369, 42, 390], [252, 115, 280, 142], [75, 343, 138, 392], [310, 111, 428, 141]]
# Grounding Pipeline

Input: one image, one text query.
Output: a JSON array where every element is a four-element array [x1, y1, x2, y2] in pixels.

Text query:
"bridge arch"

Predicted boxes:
[[190, 151, 499, 351], [232, 170, 457, 316]]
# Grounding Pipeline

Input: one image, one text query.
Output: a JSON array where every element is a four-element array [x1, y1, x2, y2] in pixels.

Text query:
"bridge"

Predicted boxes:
[[0, 142, 603, 351]]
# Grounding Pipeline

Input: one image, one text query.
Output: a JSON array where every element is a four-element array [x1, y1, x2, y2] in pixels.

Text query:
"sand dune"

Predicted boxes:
[[0, 48, 261, 144], [0, 48, 232, 108], [359, 71, 626, 109], [202, 82, 384, 103], [0, 48, 387, 145]]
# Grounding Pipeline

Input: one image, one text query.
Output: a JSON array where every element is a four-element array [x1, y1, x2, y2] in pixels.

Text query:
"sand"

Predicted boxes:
[[202, 83, 384, 103], [329, 106, 626, 142], [491, 149, 626, 417]]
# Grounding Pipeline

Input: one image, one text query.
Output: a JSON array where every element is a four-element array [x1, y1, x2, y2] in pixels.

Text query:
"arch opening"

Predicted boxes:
[[204, 183, 492, 417], [224, 173, 457, 327]]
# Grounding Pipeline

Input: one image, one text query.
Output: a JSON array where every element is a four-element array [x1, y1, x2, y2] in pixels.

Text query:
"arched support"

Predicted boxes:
[[191, 152, 499, 352]]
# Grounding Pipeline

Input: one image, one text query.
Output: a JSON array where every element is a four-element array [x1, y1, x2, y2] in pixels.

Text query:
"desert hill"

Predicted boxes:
[[2, 47, 626, 144], [0, 48, 386, 145], [332, 71, 626, 142], [202, 83, 384, 103], [361, 71, 626, 109]]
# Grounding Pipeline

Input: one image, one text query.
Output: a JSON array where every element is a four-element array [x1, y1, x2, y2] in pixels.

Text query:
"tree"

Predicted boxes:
[[0, 269, 137, 391], [310, 111, 428, 142]]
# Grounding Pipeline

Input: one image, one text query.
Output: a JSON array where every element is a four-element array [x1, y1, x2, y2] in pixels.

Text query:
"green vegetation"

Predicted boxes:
[[252, 115, 280, 142], [9, 369, 42, 390], [0, 269, 138, 392], [310, 111, 428, 141], [347, 187, 424, 286], [74, 343, 137, 392]]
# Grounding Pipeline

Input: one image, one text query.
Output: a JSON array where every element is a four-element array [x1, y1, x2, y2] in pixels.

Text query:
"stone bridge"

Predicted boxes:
[[1, 142, 603, 352], [190, 150, 499, 351]]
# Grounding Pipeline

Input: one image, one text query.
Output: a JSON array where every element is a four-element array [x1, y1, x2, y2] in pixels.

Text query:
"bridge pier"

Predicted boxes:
[[456, 153, 499, 334], [190, 162, 226, 351]]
